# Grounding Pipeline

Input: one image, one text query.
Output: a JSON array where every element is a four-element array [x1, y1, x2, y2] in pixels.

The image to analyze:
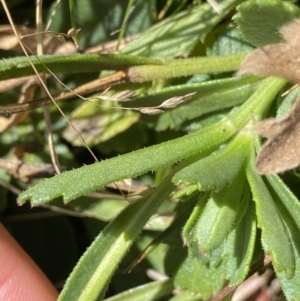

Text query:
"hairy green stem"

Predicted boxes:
[[128, 54, 247, 82]]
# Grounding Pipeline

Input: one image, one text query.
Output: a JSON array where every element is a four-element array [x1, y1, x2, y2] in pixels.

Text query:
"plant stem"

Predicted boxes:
[[128, 54, 246, 82]]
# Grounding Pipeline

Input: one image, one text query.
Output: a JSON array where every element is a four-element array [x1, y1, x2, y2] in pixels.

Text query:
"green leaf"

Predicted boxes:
[[63, 109, 139, 146], [97, 123, 148, 155], [175, 182, 255, 297], [128, 196, 198, 271], [246, 147, 295, 279], [58, 171, 175, 301], [182, 193, 209, 246], [0, 54, 163, 80], [154, 76, 261, 131], [68, 0, 79, 47], [168, 290, 206, 301], [266, 174, 300, 300], [121, 0, 245, 58], [66, 198, 128, 221], [234, 0, 300, 47], [103, 280, 173, 301], [18, 122, 232, 205], [224, 200, 257, 286], [276, 241, 300, 301], [193, 168, 246, 252], [276, 86, 300, 117], [44, 0, 155, 49], [171, 292, 233, 301], [172, 129, 252, 192], [173, 245, 227, 298], [207, 27, 254, 56], [18, 77, 285, 205], [266, 175, 300, 243]]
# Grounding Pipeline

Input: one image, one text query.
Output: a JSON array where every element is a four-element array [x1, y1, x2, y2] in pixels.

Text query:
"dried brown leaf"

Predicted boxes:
[[238, 19, 300, 83], [0, 24, 78, 131], [0, 24, 76, 54], [0, 25, 35, 52], [0, 78, 39, 132], [0, 158, 56, 182], [255, 94, 300, 174], [0, 76, 37, 93], [238, 19, 300, 174], [62, 116, 104, 146]]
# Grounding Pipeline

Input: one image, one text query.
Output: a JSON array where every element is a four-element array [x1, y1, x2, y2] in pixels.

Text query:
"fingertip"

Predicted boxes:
[[0, 224, 58, 301]]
